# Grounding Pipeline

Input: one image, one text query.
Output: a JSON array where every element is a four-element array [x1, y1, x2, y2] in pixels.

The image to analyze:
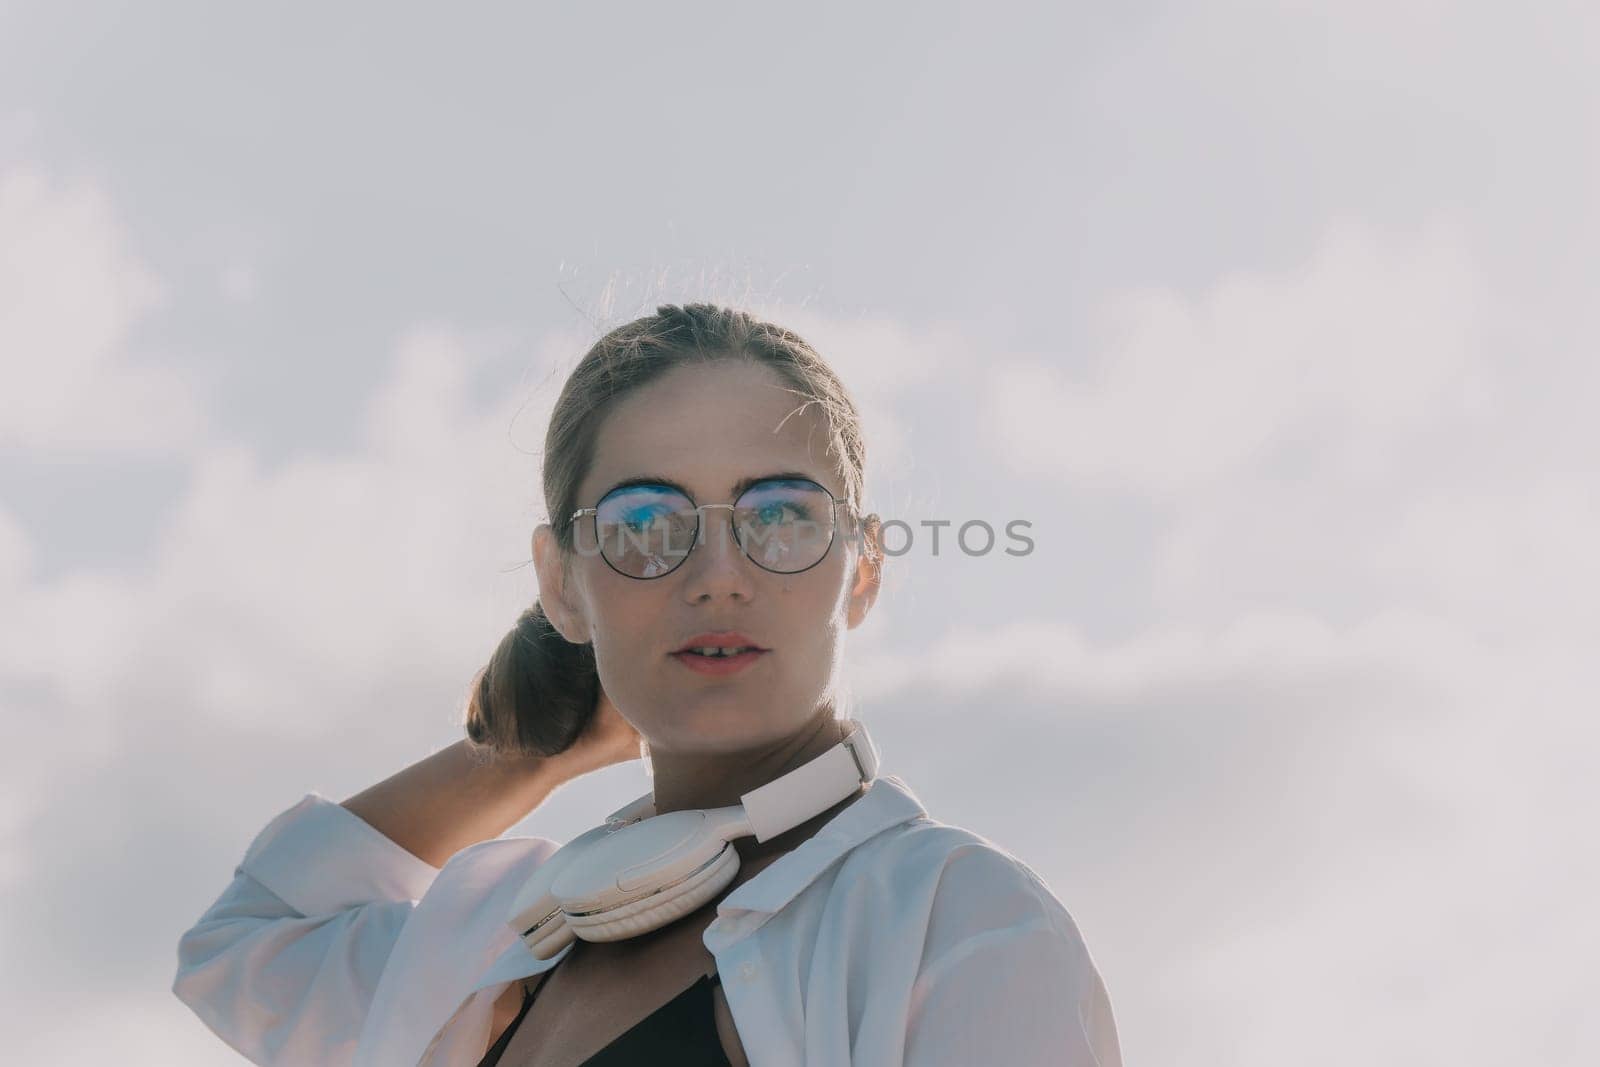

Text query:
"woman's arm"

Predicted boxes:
[[342, 686, 642, 867], [339, 741, 568, 869], [172, 693, 640, 1065]]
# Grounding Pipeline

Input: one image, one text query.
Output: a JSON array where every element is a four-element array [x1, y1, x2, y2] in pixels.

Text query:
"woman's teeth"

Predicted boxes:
[[686, 647, 754, 657]]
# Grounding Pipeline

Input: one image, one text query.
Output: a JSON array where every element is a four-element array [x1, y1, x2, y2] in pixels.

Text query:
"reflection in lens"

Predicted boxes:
[[734, 480, 835, 572], [595, 486, 695, 579]]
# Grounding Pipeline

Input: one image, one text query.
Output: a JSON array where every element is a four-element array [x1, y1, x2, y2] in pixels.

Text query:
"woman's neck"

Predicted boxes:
[[647, 709, 863, 861]]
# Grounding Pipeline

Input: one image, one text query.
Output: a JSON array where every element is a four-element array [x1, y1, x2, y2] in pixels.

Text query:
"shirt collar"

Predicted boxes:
[[472, 772, 927, 992], [713, 772, 927, 917]]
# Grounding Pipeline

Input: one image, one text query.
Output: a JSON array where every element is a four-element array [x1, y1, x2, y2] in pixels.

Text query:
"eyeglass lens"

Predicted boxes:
[[586, 479, 837, 578]]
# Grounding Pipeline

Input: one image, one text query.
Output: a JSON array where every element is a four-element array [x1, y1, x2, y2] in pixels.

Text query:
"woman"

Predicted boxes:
[[172, 303, 1122, 1066]]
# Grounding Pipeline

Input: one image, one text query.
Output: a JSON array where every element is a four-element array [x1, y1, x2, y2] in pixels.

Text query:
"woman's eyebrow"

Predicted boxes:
[[598, 471, 817, 500]]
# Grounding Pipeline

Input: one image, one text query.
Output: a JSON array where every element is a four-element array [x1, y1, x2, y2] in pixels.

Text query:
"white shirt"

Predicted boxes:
[[172, 772, 1122, 1066]]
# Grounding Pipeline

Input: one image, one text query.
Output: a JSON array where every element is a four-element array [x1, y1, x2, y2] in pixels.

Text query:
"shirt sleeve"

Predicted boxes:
[[902, 843, 1123, 1067], [171, 792, 442, 1066]]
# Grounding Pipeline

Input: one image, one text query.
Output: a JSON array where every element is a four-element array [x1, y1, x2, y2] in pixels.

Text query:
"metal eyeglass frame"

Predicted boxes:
[[567, 477, 859, 580]]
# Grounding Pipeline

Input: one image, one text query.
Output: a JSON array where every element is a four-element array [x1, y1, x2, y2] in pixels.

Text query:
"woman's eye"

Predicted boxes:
[[757, 501, 808, 524]]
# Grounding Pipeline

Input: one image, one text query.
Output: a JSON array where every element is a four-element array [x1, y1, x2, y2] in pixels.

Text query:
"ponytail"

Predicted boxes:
[[464, 598, 600, 757]]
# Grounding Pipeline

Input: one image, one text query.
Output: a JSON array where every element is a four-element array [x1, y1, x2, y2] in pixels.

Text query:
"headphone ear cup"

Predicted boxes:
[[526, 904, 576, 960], [509, 821, 627, 959], [567, 841, 740, 943]]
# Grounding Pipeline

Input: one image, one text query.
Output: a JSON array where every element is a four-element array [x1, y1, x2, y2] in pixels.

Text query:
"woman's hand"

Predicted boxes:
[[557, 683, 643, 775]]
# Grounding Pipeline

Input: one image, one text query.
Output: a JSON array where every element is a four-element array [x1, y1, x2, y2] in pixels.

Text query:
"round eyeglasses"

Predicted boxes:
[[569, 477, 853, 580]]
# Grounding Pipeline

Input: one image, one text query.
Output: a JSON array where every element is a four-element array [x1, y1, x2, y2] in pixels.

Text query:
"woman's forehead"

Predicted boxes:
[[582, 364, 845, 500]]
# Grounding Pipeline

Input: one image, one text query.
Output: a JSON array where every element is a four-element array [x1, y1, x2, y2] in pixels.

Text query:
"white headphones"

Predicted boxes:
[[507, 721, 881, 960]]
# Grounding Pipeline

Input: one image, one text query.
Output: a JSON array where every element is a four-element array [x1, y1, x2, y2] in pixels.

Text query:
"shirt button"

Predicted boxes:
[[737, 961, 758, 983]]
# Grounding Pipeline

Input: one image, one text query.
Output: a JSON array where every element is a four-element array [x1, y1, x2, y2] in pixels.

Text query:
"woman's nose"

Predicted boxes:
[[679, 509, 754, 597]]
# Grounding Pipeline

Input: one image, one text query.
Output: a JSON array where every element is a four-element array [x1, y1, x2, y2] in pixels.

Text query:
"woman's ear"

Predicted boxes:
[[845, 514, 883, 630], [532, 523, 594, 644]]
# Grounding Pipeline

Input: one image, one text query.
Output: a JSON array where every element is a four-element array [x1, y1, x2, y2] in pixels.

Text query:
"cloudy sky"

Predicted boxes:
[[2, 2, 1596, 1063]]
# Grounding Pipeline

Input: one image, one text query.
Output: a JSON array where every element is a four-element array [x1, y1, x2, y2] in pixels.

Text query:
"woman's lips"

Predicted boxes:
[[669, 648, 768, 676]]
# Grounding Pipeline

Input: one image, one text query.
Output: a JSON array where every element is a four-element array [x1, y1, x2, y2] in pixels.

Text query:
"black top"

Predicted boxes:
[[476, 967, 733, 1067]]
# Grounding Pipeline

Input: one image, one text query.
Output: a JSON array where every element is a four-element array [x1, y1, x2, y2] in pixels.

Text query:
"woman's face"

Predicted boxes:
[[532, 359, 882, 756]]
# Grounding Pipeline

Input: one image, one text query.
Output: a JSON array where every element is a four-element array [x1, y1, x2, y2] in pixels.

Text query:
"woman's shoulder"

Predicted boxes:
[[851, 809, 1060, 893], [838, 810, 1092, 950], [851, 819, 1121, 1065]]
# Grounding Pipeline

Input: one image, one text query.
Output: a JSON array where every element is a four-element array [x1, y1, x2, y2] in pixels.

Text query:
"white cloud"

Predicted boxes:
[[983, 216, 1490, 494], [852, 605, 1473, 706], [1370, 471, 1600, 637], [0, 164, 203, 453], [125, 327, 567, 735]]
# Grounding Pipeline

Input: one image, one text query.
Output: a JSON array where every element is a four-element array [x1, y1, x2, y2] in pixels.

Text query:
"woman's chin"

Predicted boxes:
[[646, 700, 793, 749]]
